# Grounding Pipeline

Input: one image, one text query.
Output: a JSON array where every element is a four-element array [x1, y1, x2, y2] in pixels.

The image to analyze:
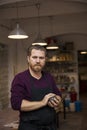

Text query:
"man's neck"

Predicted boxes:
[[29, 67, 42, 80]]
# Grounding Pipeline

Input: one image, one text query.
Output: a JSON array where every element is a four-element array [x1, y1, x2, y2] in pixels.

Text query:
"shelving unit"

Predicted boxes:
[[45, 44, 79, 100]]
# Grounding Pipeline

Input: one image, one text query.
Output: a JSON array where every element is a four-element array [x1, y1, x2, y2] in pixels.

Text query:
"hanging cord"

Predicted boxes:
[[49, 16, 54, 36], [16, 2, 19, 24], [36, 3, 41, 35]]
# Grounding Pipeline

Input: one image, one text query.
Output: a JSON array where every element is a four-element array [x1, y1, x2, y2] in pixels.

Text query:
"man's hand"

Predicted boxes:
[[48, 95, 61, 108], [42, 93, 56, 106]]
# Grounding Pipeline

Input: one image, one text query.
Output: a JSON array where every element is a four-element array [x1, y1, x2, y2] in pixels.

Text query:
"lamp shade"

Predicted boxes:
[[32, 3, 47, 46], [8, 23, 28, 39], [46, 39, 59, 49], [32, 33, 47, 46]]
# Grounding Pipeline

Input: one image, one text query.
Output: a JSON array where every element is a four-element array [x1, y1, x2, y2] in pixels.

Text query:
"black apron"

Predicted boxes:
[[18, 74, 57, 130]]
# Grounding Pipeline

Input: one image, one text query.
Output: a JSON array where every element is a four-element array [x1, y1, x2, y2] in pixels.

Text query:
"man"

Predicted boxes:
[[10, 45, 61, 130]]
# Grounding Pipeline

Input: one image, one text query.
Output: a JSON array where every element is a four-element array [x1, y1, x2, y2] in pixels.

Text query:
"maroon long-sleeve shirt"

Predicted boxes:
[[10, 69, 61, 110]]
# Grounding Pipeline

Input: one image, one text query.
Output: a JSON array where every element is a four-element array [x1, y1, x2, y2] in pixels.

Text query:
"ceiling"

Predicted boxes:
[[0, 0, 87, 49], [0, 0, 87, 5], [0, 0, 87, 19]]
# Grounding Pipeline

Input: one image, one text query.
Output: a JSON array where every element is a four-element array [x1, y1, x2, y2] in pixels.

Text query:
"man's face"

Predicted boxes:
[[27, 49, 46, 72]]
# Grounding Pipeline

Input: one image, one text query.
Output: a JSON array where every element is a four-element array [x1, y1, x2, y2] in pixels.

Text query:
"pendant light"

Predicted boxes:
[[32, 3, 47, 46], [8, 2, 28, 39], [46, 38, 59, 50], [46, 16, 58, 49]]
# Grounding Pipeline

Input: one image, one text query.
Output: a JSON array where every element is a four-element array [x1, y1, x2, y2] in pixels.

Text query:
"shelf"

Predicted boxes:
[[47, 49, 76, 62], [45, 62, 77, 73], [45, 42, 79, 99]]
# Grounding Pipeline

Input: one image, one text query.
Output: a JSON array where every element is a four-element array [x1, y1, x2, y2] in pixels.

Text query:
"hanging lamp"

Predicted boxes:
[[8, 23, 28, 39], [46, 39, 59, 50], [46, 16, 58, 49], [8, 2, 28, 39], [32, 3, 47, 46]]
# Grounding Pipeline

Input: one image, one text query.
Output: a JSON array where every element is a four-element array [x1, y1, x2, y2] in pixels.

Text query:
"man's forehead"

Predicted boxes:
[[31, 49, 45, 53]]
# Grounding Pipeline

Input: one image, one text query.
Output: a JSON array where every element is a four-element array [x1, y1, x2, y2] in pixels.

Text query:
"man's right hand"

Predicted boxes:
[[42, 93, 56, 106]]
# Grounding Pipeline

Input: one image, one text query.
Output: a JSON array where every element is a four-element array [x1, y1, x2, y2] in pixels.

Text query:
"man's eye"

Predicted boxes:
[[32, 56, 37, 59], [32, 56, 45, 59], [40, 57, 45, 59]]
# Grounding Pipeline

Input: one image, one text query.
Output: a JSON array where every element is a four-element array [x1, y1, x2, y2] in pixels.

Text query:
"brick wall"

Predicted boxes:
[[0, 46, 9, 109]]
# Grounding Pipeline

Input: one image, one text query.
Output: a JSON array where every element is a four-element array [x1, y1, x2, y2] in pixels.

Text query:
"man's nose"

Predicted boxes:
[[36, 57, 40, 62]]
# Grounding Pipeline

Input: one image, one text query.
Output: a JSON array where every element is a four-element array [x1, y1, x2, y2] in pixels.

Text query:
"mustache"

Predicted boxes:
[[34, 63, 41, 66]]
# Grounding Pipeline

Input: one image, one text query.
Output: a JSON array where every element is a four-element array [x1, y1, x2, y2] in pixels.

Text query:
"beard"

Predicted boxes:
[[30, 64, 44, 72]]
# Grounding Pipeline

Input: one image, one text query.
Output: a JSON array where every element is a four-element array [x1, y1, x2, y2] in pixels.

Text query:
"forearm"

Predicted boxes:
[[21, 99, 45, 111], [21, 93, 57, 111]]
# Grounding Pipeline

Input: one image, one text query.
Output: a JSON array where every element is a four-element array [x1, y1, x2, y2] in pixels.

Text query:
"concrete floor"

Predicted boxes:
[[0, 93, 87, 130], [58, 93, 87, 130]]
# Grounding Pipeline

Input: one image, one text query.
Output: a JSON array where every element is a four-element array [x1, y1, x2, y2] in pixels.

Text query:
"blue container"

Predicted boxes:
[[65, 100, 70, 107], [75, 101, 82, 112]]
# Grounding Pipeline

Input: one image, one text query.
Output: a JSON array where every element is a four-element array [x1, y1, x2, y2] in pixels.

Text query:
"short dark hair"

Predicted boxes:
[[27, 45, 47, 56]]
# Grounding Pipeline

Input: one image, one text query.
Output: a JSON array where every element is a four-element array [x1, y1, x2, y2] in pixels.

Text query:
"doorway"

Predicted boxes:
[[78, 50, 87, 95]]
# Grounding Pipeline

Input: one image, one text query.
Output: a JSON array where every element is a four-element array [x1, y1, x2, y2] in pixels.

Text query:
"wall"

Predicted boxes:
[[0, 45, 9, 109]]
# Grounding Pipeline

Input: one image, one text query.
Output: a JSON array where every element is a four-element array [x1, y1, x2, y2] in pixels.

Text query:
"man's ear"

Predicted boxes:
[[27, 56, 30, 63]]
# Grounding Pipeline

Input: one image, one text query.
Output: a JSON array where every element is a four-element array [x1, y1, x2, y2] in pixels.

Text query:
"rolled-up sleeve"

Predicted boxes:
[[10, 75, 25, 110]]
